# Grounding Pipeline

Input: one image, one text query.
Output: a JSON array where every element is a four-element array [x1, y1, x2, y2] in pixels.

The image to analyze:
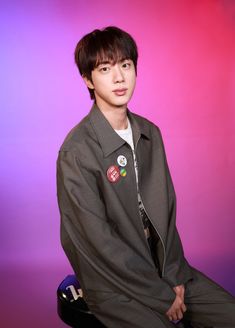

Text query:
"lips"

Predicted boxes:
[[112, 88, 128, 96]]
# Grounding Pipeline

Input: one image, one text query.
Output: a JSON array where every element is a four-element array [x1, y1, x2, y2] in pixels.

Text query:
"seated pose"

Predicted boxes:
[[56, 26, 235, 328]]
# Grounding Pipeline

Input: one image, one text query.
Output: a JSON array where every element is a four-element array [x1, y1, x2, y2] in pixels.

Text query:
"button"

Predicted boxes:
[[107, 165, 120, 183], [120, 168, 127, 177], [117, 155, 127, 167]]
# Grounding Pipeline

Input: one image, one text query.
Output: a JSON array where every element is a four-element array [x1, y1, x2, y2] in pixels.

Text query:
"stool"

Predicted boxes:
[[57, 274, 191, 327], [57, 274, 105, 327]]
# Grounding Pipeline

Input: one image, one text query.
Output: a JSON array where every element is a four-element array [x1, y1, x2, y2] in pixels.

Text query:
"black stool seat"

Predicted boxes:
[[57, 274, 105, 327]]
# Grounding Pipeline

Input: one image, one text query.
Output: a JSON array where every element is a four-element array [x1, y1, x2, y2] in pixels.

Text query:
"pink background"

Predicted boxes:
[[1, 0, 234, 326]]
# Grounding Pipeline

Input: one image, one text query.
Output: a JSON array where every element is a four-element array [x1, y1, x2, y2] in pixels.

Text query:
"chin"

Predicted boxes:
[[112, 97, 131, 107], [113, 102, 129, 108]]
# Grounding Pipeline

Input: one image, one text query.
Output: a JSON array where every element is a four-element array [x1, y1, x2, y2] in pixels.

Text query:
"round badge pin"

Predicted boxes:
[[117, 155, 127, 167], [120, 168, 127, 177], [107, 165, 120, 183]]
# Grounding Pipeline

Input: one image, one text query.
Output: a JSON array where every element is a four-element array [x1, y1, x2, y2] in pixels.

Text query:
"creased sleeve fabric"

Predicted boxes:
[[155, 127, 193, 287]]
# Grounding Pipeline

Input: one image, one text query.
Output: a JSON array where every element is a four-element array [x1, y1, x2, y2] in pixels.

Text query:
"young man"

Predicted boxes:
[[56, 26, 235, 327]]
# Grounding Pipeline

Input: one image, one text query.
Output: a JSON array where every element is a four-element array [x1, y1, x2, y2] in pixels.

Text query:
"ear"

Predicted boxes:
[[82, 76, 94, 90]]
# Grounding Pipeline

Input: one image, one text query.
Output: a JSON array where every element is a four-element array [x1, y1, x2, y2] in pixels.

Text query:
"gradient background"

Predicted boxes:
[[1, 0, 235, 326]]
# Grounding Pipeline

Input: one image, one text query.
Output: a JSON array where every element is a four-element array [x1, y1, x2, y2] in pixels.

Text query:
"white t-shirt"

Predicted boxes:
[[114, 118, 137, 180], [115, 119, 149, 231]]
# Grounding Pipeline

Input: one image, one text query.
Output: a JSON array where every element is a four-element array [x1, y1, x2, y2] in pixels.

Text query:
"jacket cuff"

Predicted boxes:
[[162, 260, 194, 288]]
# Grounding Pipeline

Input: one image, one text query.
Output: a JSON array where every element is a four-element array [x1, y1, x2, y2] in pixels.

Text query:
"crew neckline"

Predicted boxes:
[[114, 118, 131, 134]]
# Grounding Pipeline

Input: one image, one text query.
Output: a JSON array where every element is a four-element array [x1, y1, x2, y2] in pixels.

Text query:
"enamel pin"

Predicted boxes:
[[117, 155, 127, 167], [120, 168, 127, 177], [107, 165, 121, 183]]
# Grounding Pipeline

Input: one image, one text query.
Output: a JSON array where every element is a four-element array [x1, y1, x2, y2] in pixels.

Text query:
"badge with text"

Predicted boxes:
[[107, 165, 121, 183], [117, 155, 127, 167]]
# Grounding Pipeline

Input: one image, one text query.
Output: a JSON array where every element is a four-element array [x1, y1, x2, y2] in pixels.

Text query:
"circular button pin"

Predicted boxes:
[[107, 165, 120, 183], [117, 155, 127, 167], [120, 168, 127, 177]]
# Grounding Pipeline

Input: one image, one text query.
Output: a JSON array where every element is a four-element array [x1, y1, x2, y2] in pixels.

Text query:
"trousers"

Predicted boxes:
[[94, 267, 235, 328], [90, 224, 235, 327], [146, 224, 235, 327]]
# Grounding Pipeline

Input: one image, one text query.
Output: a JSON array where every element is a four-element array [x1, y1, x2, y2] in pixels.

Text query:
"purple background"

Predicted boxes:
[[1, 0, 235, 326]]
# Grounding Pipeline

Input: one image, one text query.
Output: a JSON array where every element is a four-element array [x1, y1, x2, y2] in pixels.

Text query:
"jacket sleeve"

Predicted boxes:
[[56, 149, 176, 314], [156, 128, 193, 287]]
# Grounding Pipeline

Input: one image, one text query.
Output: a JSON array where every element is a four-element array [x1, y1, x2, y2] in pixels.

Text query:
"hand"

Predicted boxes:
[[166, 284, 187, 322]]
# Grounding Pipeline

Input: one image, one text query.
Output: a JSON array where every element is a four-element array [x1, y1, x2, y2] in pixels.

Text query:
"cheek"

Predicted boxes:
[[129, 74, 136, 89], [93, 78, 111, 97], [92, 78, 105, 92]]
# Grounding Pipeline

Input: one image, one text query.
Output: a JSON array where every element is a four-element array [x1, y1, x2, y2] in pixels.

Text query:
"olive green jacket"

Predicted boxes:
[[56, 103, 193, 320]]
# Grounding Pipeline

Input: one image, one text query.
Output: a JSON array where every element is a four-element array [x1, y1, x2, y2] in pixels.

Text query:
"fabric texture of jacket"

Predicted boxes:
[[56, 103, 193, 319]]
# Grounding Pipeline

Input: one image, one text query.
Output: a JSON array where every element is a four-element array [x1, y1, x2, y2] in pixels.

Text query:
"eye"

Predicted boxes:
[[122, 61, 132, 69], [99, 66, 110, 73]]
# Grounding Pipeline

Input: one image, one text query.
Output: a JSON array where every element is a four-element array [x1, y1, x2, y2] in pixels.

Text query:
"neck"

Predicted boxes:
[[95, 101, 128, 130]]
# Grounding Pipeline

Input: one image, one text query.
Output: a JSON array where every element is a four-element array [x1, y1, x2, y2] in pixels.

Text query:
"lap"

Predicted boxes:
[[183, 267, 235, 327], [87, 292, 174, 328], [85, 267, 235, 327]]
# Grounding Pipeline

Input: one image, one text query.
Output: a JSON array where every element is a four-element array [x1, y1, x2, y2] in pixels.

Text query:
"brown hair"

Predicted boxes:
[[74, 26, 138, 99]]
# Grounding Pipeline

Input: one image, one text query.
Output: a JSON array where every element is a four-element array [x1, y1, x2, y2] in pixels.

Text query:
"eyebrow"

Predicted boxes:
[[97, 61, 111, 66]]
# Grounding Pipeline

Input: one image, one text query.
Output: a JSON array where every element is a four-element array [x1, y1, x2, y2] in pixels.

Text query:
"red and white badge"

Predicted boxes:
[[107, 165, 120, 183]]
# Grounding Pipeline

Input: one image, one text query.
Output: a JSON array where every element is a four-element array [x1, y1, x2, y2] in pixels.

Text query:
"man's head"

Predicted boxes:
[[74, 26, 138, 101]]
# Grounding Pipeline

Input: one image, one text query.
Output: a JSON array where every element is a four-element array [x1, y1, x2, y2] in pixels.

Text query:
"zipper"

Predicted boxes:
[[138, 193, 166, 277], [134, 137, 166, 277]]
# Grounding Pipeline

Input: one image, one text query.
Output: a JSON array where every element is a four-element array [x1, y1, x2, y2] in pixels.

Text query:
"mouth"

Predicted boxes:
[[112, 88, 128, 96]]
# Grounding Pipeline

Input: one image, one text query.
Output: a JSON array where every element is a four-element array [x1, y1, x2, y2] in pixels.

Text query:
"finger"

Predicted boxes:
[[166, 308, 175, 322], [166, 308, 171, 316], [182, 303, 187, 313], [170, 310, 177, 320], [167, 315, 173, 321], [176, 309, 183, 320], [171, 311, 178, 321]]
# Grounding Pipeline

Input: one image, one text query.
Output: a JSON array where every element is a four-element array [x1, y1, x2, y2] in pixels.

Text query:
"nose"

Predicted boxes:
[[113, 64, 125, 83]]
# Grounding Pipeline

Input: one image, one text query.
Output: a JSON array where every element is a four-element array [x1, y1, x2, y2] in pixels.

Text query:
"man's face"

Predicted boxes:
[[84, 58, 136, 111]]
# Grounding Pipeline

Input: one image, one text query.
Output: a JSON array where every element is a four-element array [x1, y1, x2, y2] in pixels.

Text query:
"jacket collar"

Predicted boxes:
[[88, 103, 150, 157]]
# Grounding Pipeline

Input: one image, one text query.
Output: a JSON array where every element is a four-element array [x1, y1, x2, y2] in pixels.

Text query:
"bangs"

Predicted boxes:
[[86, 27, 138, 71], [93, 43, 132, 68]]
